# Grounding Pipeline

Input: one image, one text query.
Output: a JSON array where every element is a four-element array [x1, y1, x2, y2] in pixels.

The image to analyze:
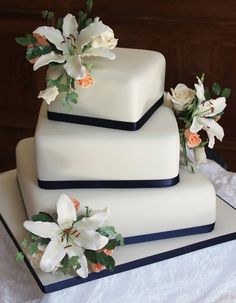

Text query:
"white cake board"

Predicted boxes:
[[1, 170, 236, 293]]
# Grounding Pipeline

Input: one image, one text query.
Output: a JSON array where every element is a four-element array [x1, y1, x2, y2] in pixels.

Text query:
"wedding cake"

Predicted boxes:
[[16, 45, 216, 242], [14, 8, 230, 278]]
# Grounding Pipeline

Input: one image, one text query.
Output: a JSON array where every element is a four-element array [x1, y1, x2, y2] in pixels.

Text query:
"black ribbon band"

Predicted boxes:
[[38, 175, 179, 189], [47, 96, 164, 131]]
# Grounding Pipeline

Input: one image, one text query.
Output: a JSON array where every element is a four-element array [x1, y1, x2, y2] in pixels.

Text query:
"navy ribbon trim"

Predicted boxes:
[[47, 96, 163, 131], [124, 223, 215, 245], [5, 211, 236, 294], [38, 175, 179, 189]]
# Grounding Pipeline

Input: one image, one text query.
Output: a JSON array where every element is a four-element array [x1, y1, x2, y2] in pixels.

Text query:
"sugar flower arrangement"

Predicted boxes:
[[16, 194, 124, 278], [15, 1, 117, 111], [165, 75, 231, 169]]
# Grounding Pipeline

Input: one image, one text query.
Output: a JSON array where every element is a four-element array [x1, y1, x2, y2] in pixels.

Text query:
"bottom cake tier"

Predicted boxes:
[[16, 138, 216, 244]]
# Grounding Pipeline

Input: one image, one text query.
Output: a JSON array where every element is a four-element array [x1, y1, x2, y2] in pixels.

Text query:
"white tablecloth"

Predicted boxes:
[[1, 160, 236, 303]]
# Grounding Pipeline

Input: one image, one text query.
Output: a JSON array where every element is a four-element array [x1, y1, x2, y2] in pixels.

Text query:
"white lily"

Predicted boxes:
[[32, 14, 117, 80], [23, 194, 109, 278], [37, 86, 59, 104], [190, 77, 226, 148], [194, 76, 205, 102]]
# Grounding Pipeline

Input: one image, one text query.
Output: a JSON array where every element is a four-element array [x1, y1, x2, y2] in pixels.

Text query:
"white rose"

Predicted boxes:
[[91, 29, 117, 49], [90, 17, 118, 50], [38, 86, 59, 104], [168, 83, 195, 112]]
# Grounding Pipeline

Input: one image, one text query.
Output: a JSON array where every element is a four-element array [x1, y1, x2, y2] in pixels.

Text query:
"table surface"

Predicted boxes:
[[1, 159, 236, 303]]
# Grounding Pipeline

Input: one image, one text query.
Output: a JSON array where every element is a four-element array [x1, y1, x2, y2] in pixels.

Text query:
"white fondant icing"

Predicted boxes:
[[0, 170, 234, 293], [16, 138, 216, 238], [35, 103, 180, 182], [47, 48, 166, 122]]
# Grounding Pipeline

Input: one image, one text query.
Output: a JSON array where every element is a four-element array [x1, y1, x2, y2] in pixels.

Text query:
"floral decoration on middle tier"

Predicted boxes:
[[165, 74, 231, 170]]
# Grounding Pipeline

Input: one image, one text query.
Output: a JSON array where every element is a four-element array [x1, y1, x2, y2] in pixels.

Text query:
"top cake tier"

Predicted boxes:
[[47, 47, 165, 130]]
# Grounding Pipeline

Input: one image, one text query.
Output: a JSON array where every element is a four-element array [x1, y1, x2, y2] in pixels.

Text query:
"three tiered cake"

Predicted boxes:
[[16, 46, 216, 244], [13, 10, 226, 279]]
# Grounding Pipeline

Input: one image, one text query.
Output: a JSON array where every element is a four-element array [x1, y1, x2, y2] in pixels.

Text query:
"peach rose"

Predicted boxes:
[[33, 33, 49, 46], [70, 197, 80, 211], [184, 128, 202, 148], [103, 249, 113, 256], [77, 73, 95, 88], [90, 249, 113, 273], [90, 263, 104, 273]]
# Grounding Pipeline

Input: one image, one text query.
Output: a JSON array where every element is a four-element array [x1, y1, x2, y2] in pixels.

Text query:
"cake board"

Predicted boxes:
[[1, 170, 236, 293]]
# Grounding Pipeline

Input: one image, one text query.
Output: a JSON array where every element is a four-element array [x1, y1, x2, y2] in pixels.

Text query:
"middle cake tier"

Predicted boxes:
[[35, 103, 180, 189]]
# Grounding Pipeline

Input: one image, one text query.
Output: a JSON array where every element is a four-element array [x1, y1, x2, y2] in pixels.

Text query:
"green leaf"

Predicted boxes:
[[86, 0, 94, 12], [31, 234, 40, 241], [16, 252, 25, 262], [32, 212, 54, 222], [221, 88, 231, 98], [78, 11, 88, 30], [26, 33, 37, 44], [28, 242, 39, 255], [15, 37, 29, 46], [97, 252, 115, 272], [61, 255, 81, 275], [62, 97, 73, 112], [57, 83, 69, 93], [85, 250, 98, 263], [212, 82, 221, 96], [116, 234, 125, 246], [42, 10, 49, 18], [85, 18, 93, 27], [47, 11, 54, 20], [78, 10, 87, 23], [26, 45, 52, 60], [21, 238, 28, 248], [66, 91, 78, 104], [98, 225, 124, 246], [99, 226, 116, 237], [204, 86, 211, 100], [76, 214, 86, 221], [97, 252, 108, 265], [40, 238, 51, 245], [104, 239, 117, 250], [15, 34, 37, 46], [105, 255, 115, 272], [71, 78, 75, 90], [47, 79, 57, 86], [56, 17, 63, 30], [42, 10, 54, 20]]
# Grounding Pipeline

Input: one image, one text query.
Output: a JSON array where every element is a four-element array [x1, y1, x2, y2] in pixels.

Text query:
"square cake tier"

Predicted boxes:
[[35, 104, 180, 189], [47, 47, 165, 129], [16, 138, 216, 243]]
